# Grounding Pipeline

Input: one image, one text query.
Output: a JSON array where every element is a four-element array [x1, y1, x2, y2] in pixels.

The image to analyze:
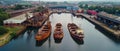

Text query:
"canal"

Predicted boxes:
[[0, 13, 120, 51]]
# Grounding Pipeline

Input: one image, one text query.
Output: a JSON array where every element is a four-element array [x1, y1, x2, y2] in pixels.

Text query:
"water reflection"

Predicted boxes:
[[35, 37, 49, 47], [26, 28, 34, 40], [27, 30, 32, 34], [48, 35, 51, 48], [12, 29, 27, 40], [71, 37, 84, 45], [26, 31, 32, 42], [54, 39, 63, 44]]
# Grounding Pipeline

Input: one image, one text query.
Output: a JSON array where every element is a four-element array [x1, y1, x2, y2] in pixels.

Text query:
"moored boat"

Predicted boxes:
[[35, 21, 51, 41], [53, 23, 64, 43], [68, 23, 84, 41]]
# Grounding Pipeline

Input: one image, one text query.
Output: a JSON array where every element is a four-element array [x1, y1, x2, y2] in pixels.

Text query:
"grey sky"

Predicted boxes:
[[24, 0, 120, 2]]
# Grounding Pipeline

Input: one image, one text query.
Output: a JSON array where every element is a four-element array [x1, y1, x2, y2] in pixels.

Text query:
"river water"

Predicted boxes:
[[0, 13, 120, 51]]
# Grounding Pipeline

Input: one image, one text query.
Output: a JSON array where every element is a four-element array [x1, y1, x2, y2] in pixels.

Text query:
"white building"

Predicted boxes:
[[3, 12, 33, 26]]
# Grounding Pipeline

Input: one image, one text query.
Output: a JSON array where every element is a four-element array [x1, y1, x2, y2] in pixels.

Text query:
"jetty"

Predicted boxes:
[[80, 13, 120, 39]]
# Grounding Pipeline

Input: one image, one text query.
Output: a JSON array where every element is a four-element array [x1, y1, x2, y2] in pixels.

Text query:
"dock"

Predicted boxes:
[[80, 13, 120, 39], [23, 10, 51, 28]]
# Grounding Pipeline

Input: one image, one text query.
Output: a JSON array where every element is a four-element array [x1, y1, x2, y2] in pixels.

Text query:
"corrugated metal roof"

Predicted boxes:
[[3, 13, 33, 24], [97, 12, 120, 24]]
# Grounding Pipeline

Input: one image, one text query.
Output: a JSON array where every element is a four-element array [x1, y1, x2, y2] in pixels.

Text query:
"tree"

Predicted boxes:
[[0, 8, 10, 25], [88, 6, 96, 10], [10, 32, 16, 38], [34, 6, 44, 12], [84, 4, 88, 9], [12, 4, 24, 10], [0, 26, 8, 35], [79, 4, 83, 8], [82, 5, 120, 14]]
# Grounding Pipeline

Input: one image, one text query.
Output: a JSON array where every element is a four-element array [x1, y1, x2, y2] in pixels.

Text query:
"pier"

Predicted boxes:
[[80, 13, 120, 39]]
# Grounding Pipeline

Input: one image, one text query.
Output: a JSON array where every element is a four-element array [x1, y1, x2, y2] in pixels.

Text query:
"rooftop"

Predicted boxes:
[[97, 12, 120, 24], [3, 12, 33, 24]]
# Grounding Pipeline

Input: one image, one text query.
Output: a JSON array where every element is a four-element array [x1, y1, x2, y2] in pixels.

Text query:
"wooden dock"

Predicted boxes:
[[80, 13, 120, 39]]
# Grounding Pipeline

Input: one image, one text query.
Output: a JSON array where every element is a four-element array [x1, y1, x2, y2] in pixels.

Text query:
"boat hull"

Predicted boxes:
[[53, 23, 64, 43], [67, 23, 84, 41], [35, 21, 51, 42]]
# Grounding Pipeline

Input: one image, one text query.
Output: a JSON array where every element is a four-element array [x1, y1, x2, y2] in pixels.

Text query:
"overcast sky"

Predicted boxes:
[[24, 0, 119, 2]]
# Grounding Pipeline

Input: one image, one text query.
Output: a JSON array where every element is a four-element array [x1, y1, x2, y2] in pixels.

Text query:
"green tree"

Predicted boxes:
[[34, 6, 44, 12], [0, 26, 8, 35], [88, 6, 96, 10], [12, 4, 24, 10], [10, 32, 16, 38], [81, 5, 120, 14], [79, 4, 83, 8], [0, 8, 9, 25]]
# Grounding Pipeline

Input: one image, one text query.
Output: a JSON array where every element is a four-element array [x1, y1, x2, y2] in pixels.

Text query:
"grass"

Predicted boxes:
[[6, 26, 24, 33], [0, 26, 25, 46]]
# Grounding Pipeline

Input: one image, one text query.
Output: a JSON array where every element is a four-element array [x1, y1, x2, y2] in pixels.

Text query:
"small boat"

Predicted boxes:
[[68, 23, 84, 41], [35, 21, 51, 41], [53, 23, 64, 43]]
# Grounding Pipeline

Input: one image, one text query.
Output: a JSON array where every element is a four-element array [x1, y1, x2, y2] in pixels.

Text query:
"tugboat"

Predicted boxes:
[[68, 23, 84, 41], [53, 23, 64, 43], [35, 21, 51, 41]]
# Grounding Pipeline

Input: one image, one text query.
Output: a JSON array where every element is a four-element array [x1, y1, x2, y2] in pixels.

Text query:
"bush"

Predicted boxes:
[[0, 26, 8, 35], [10, 32, 16, 38]]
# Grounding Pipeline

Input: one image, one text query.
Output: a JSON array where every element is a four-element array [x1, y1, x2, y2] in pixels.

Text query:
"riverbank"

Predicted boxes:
[[0, 9, 51, 46], [0, 26, 26, 47], [80, 13, 120, 39]]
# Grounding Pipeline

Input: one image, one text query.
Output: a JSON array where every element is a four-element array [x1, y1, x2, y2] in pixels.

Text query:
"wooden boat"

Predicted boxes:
[[68, 23, 84, 41], [53, 23, 64, 42], [35, 21, 51, 41]]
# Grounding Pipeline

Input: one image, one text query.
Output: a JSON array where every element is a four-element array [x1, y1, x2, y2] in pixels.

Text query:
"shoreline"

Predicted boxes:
[[0, 26, 26, 47], [0, 10, 51, 47]]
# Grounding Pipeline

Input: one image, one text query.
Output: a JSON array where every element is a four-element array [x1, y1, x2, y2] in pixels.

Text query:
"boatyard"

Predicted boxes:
[[0, 0, 120, 51], [0, 13, 120, 51]]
